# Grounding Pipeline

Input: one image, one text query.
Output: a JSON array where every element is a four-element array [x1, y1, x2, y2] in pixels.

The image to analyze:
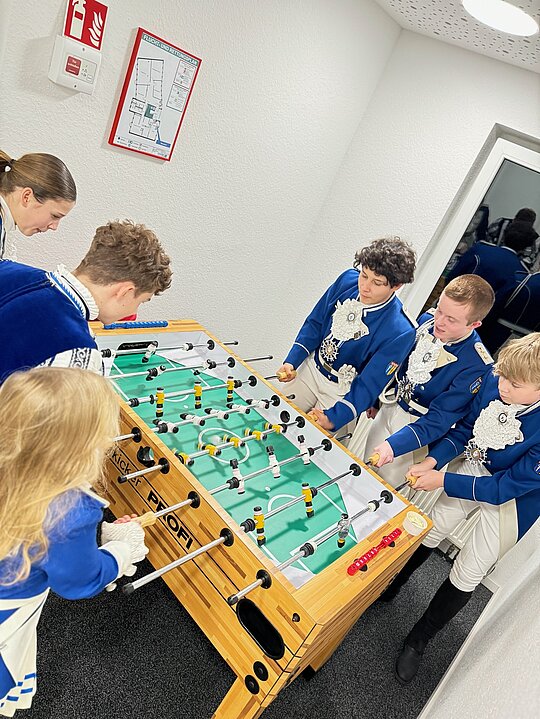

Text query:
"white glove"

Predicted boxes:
[[101, 521, 149, 564], [100, 521, 149, 590]]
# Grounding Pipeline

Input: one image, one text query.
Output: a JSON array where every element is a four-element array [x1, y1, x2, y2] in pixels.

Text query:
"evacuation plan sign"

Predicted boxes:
[[109, 28, 202, 161]]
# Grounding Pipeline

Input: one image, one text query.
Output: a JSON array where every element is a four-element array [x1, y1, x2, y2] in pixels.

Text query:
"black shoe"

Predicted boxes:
[[395, 643, 424, 685]]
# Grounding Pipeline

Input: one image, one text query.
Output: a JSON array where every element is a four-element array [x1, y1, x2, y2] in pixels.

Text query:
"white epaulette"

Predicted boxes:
[[474, 342, 493, 365], [402, 305, 418, 328]]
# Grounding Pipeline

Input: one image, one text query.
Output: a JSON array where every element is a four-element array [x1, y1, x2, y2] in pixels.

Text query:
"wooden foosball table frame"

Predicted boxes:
[[96, 320, 432, 719]]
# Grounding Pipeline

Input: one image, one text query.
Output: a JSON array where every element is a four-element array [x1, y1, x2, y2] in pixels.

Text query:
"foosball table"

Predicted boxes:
[[95, 320, 431, 719]]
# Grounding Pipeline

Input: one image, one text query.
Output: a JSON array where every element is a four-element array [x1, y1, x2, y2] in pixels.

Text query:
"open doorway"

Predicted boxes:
[[420, 158, 540, 316], [402, 128, 540, 354]]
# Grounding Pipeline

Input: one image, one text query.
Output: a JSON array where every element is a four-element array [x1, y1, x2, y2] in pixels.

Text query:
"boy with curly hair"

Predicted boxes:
[[277, 236, 417, 432], [0, 220, 172, 382]]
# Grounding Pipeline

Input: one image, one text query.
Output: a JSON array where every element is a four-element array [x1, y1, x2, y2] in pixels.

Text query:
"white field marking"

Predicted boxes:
[[260, 544, 279, 563], [319, 489, 345, 515], [267, 493, 296, 512], [110, 363, 130, 400], [159, 370, 213, 403], [196, 426, 250, 465]]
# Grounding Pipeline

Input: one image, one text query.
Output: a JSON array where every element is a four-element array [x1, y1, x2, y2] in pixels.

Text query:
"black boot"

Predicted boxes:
[[379, 544, 434, 602], [395, 578, 473, 685]]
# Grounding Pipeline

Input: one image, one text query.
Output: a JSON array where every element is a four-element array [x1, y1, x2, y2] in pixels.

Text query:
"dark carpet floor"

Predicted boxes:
[[24, 550, 491, 719]]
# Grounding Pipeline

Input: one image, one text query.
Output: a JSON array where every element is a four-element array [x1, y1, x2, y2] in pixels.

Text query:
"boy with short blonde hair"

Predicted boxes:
[[362, 274, 495, 485], [385, 332, 540, 684]]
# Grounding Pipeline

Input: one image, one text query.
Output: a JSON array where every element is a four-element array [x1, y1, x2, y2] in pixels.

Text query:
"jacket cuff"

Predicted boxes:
[[325, 400, 356, 431], [444, 472, 475, 501], [429, 437, 461, 469], [284, 343, 310, 369], [387, 425, 422, 457]]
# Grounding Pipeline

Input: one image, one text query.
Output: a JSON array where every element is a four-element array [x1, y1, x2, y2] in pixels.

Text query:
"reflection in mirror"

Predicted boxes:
[[421, 159, 540, 355]]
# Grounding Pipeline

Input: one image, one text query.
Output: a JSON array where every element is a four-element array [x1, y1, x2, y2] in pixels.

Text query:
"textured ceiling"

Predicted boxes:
[[375, 0, 540, 72]]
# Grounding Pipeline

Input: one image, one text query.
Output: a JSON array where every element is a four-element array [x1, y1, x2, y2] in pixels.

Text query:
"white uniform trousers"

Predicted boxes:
[[422, 459, 517, 592], [362, 401, 424, 488], [0, 589, 49, 716], [288, 355, 356, 442]]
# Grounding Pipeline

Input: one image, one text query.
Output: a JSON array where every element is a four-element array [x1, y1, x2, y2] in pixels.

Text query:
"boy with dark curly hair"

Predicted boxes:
[[276, 236, 417, 432]]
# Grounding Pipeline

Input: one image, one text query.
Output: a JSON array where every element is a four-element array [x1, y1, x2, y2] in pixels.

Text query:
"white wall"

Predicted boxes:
[[418, 526, 540, 719], [2, 4, 540, 367], [0, 0, 399, 370], [301, 31, 540, 322]]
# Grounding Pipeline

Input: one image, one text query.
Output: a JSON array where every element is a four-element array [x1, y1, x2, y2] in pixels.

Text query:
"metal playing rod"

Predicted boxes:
[[114, 432, 138, 442], [123, 528, 233, 594], [183, 416, 304, 466], [153, 497, 196, 517], [102, 339, 239, 358], [118, 459, 169, 483], [227, 488, 393, 604], [228, 577, 263, 604], [128, 381, 234, 407], [124, 537, 226, 594], [242, 355, 273, 363], [263, 467, 357, 521], [211, 431, 350, 495], [112, 355, 238, 382], [210, 452, 302, 495]]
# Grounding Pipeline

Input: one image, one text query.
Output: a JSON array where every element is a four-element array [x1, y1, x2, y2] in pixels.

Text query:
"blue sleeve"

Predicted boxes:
[[284, 272, 351, 368], [325, 326, 416, 430], [428, 390, 483, 468], [41, 503, 119, 599], [444, 445, 540, 505], [388, 365, 491, 457], [446, 247, 478, 283]]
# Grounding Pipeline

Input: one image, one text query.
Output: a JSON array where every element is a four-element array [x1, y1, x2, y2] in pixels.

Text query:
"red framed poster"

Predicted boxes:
[[108, 28, 202, 161]]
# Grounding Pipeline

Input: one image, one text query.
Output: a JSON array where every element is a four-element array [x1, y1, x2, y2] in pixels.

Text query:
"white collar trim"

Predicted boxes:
[[49, 264, 100, 320], [0, 195, 16, 233], [361, 292, 395, 314]]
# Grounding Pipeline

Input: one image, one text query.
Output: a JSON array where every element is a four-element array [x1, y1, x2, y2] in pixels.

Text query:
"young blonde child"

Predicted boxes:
[[382, 333, 540, 685], [0, 367, 148, 716]]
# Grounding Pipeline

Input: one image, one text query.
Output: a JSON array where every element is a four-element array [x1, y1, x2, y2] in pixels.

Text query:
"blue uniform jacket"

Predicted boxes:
[[284, 269, 416, 429], [388, 314, 493, 457], [428, 372, 540, 541], [0, 260, 96, 382], [499, 271, 540, 333], [446, 241, 528, 293], [481, 271, 540, 353], [0, 491, 119, 704], [0, 490, 119, 601]]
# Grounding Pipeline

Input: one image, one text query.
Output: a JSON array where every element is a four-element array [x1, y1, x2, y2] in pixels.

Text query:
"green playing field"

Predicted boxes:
[[109, 350, 360, 581]]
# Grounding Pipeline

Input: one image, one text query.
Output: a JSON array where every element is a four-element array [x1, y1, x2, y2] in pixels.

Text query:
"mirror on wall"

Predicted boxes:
[[420, 158, 540, 354]]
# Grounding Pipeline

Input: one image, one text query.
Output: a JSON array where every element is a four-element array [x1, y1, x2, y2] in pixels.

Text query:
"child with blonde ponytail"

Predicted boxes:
[[0, 367, 148, 716]]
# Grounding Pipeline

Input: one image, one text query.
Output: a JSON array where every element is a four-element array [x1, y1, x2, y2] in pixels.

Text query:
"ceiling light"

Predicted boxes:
[[463, 0, 539, 36]]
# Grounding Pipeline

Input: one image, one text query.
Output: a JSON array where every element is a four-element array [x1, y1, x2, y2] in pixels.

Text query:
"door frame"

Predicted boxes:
[[401, 125, 540, 316]]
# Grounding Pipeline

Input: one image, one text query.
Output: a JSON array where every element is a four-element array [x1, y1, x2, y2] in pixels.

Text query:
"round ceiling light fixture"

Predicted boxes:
[[462, 0, 539, 36]]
